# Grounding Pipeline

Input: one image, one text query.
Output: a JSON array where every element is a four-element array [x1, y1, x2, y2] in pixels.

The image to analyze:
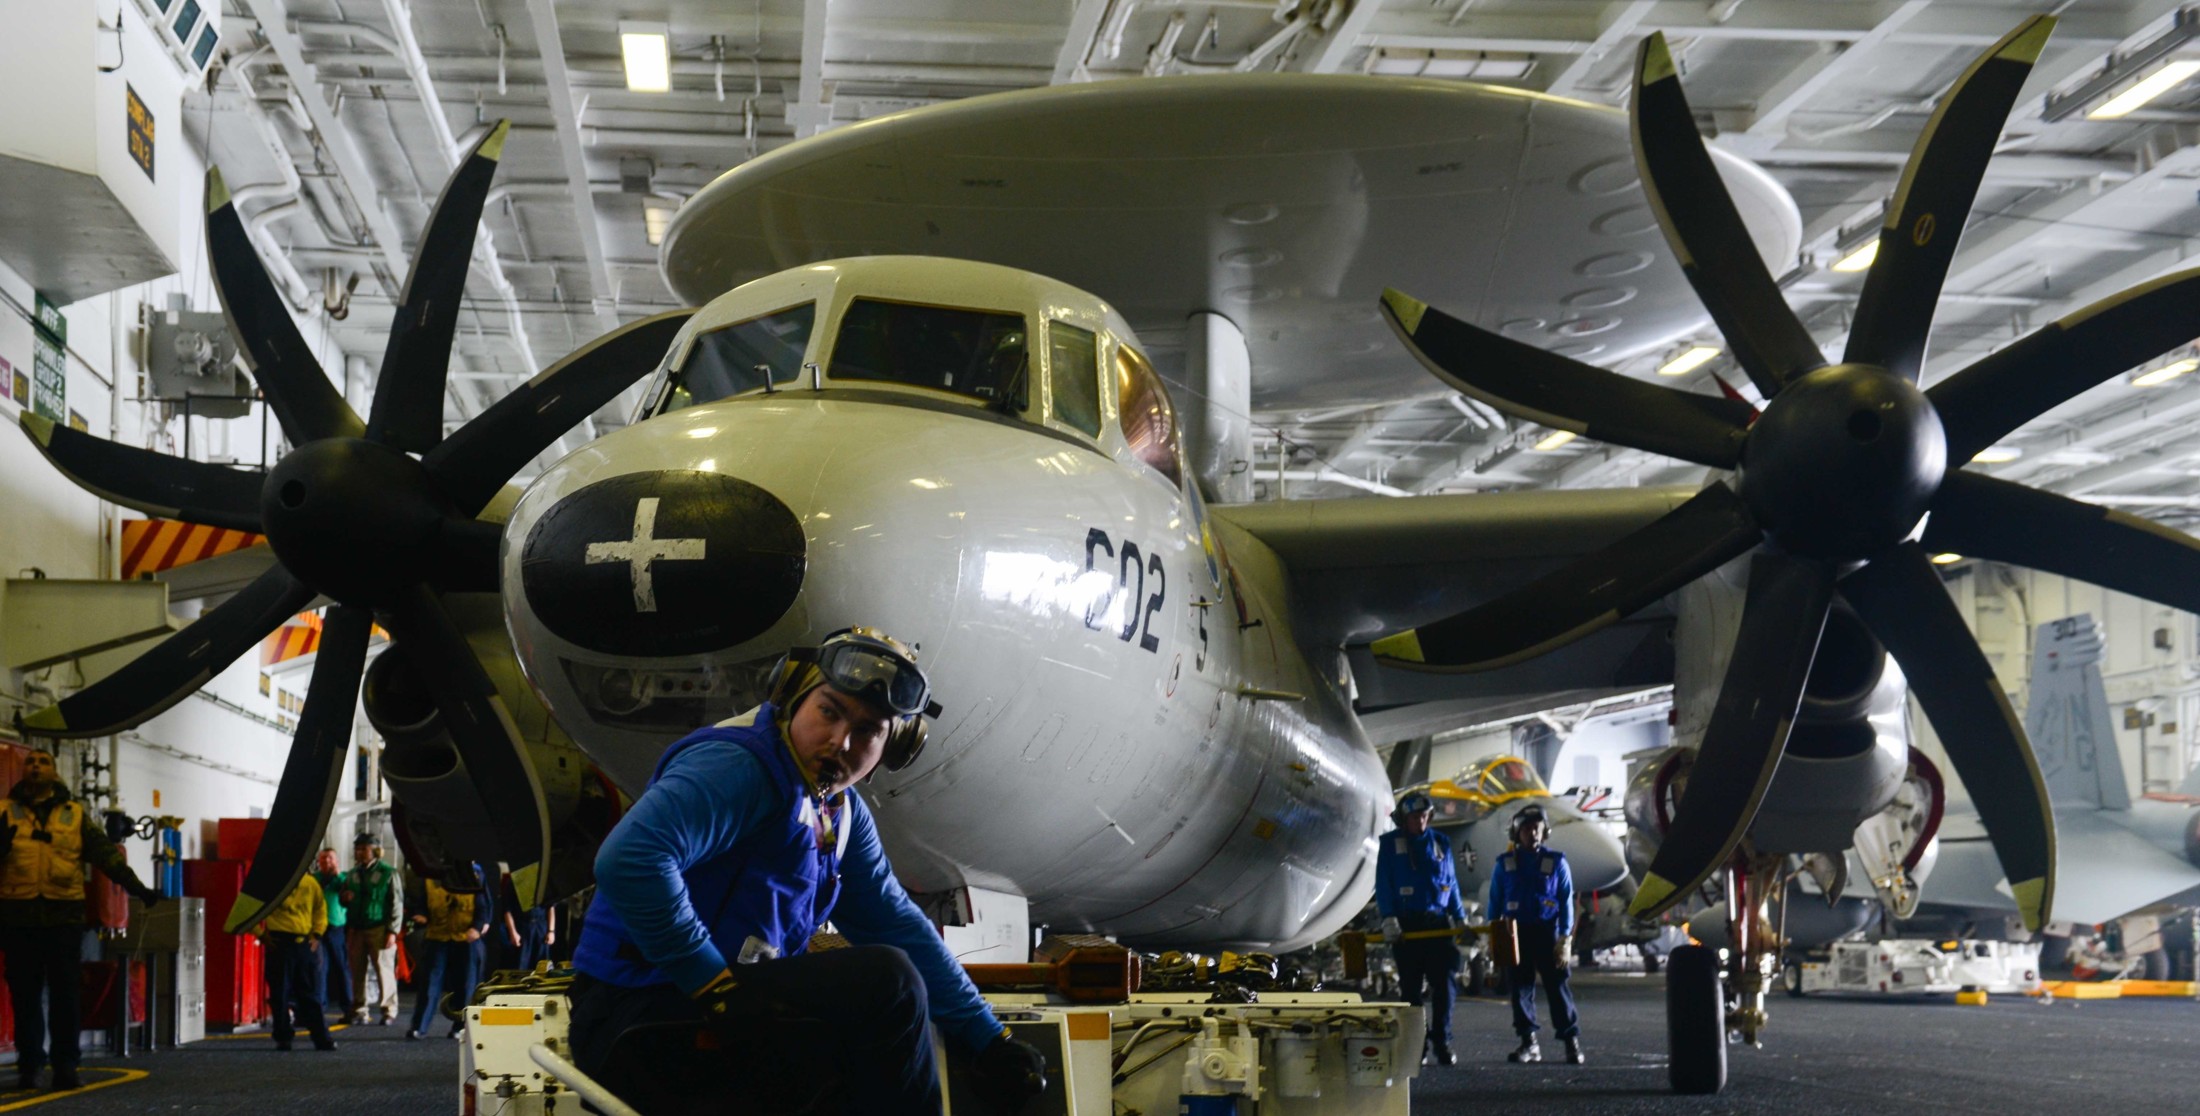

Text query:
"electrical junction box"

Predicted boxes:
[[0, 4, 186, 303], [147, 305, 250, 418]]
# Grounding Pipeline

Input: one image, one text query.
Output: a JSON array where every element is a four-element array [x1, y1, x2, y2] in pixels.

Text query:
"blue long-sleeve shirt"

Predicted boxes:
[[1488, 846, 1574, 936], [1373, 827, 1468, 921], [591, 735, 1005, 1053]]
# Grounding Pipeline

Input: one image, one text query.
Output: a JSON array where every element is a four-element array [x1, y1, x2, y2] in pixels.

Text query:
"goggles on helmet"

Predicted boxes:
[[817, 629, 934, 718]]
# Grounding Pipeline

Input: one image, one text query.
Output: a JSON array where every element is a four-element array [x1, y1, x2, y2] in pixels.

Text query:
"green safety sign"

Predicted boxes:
[[30, 291, 65, 423]]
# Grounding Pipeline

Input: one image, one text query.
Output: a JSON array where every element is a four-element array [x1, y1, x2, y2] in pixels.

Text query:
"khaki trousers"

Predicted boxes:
[[349, 924, 399, 1021]]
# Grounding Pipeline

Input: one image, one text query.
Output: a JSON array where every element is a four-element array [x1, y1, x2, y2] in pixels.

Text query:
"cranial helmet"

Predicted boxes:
[[766, 627, 945, 773], [1510, 804, 1550, 836], [1392, 789, 1436, 822]]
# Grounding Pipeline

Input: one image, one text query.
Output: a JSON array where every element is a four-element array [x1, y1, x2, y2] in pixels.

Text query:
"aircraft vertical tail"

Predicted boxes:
[[2024, 615, 2130, 811]]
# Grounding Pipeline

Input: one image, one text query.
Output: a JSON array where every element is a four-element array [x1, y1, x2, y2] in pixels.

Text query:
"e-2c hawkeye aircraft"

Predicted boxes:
[[12, 78, 1765, 958]]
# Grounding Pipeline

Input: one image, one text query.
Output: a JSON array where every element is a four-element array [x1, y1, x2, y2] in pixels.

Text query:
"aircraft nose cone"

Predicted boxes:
[[1546, 815, 1629, 893], [519, 470, 805, 656]]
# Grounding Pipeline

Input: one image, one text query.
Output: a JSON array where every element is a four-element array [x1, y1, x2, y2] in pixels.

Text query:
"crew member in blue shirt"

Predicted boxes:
[[1489, 805, 1584, 1065], [1374, 789, 1468, 1067], [569, 628, 1046, 1115]]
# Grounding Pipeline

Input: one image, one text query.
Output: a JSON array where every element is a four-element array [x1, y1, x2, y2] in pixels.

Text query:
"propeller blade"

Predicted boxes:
[[18, 413, 262, 533], [1840, 543, 2055, 931], [1378, 290, 1751, 468], [384, 584, 551, 908], [1631, 552, 1834, 917], [425, 308, 695, 516], [205, 169, 365, 445], [1925, 473, 2200, 613], [1844, 17, 2057, 383], [1929, 268, 2200, 462], [17, 567, 314, 737], [224, 605, 374, 934], [1372, 482, 1761, 671], [366, 121, 514, 455], [1631, 33, 1824, 397]]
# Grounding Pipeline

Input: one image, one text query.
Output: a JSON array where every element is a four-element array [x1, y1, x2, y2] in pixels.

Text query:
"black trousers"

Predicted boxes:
[[265, 933, 333, 1048], [1508, 921, 1579, 1040], [570, 945, 939, 1116], [0, 925, 86, 1073], [1392, 916, 1461, 1045]]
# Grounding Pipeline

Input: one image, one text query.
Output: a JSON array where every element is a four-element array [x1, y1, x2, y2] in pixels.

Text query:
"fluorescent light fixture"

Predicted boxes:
[[643, 203, 674, 246], [1831, 239, 1879, 273], [2133, 358, 2198, 387], [1970, 446, 2022, 464], [1532, 429, 1577, 452], [1930, 552, 1963, 565], [620, 22, 671, 92], [1658, 345, 1721, 377], [2088, 59, 2200, 120]]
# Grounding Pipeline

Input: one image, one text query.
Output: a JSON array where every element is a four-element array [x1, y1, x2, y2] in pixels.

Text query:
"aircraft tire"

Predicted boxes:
[[1666, 944, 1727, 1095]]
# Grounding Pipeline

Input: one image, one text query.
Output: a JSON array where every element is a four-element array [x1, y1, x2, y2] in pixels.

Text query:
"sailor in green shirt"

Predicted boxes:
[[310, 848, 354, 1019], [342, 835, 404, 1025]]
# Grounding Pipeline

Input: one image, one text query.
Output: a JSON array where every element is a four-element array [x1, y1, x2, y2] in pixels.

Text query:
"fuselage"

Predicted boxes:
[[501, 257, 1389, 951]]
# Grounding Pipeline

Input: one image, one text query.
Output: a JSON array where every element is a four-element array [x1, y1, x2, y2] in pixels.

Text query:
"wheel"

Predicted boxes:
[[1643, 950, 1661, 976], [1783, 959, 1805, 998], [1666, 944, 1727, 1095]]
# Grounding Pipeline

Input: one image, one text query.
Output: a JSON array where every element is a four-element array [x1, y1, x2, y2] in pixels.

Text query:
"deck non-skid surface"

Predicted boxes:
[[14, 976, 2200, 1113]]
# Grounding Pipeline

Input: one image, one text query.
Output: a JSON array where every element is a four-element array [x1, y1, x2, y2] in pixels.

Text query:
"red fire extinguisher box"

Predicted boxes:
[[182, 859, 265, 1028]]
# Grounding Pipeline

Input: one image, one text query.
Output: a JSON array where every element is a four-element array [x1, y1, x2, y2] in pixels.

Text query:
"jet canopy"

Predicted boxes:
[[1400, 754, 1550, 826]]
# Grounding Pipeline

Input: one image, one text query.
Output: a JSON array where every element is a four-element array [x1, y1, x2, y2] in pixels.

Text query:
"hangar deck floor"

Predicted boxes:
[[11, 974, 2197, 1113]]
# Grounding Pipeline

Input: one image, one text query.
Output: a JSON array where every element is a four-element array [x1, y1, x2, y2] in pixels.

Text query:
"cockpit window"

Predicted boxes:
[[658, 302, 816, 413], [1472, 756, 1547, 798], [1114, 344, 1181, 486], [828, 298, 1028, 406], [1047, 322, 1102, 437]]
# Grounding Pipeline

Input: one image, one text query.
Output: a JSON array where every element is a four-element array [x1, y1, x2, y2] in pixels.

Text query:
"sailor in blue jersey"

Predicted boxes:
[[568, 629, 1047, 1115], [1489, 805, 1584, 1065], [1374, 790, 1468, 1067]]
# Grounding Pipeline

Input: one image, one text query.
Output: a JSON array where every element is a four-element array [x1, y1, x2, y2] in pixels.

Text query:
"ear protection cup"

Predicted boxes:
[[882, 715, 928, 773], [765, 647, 820, 711]]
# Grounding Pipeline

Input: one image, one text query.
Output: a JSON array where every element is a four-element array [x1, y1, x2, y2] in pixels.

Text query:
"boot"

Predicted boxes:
[[50, 1068, 80, 1090], [1420, 1035, 1434, 1066], [14, 1069, 36, 1092], [1508, 1036, 1541, 1063], [1432, 1040, 1457, 1067], [1564, 1037, 1586, 1065]]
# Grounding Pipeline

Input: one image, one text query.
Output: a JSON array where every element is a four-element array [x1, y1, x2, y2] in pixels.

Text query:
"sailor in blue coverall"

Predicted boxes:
[[1374, 790, 1469, 1067], [569, 629, 1047, 1115], [1489, 805, 1585, 1065]]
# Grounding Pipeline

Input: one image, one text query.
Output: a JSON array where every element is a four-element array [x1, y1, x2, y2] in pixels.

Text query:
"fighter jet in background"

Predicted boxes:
[[1401, 754, 1630, 903]]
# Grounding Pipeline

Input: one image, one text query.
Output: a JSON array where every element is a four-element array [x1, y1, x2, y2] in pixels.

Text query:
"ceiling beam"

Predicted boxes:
[[239, 0, 410, 292], [1542, 1, 1658, 99], [1744, 0, 1929, 137], [1305, 0, 1392, 75], [790, 0, 832, 137], [523, 0, 619, 332], [1053, 0, 1114, 83]]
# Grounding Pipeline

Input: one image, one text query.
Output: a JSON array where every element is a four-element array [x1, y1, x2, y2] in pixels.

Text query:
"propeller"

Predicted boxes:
[[14, 119, 695, 932], [1371, 17, 2200, 933]]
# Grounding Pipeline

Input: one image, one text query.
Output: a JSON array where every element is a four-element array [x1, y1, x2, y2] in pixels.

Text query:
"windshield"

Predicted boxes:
[[828, 298, 1028, 405], [658, 302, 816, 414], [1468, 755, 1548, 798]]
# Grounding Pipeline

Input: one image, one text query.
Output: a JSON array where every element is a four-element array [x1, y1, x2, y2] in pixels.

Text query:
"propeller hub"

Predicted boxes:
[[1739, 364, 1946, 558], [261, 438, 454, 606]]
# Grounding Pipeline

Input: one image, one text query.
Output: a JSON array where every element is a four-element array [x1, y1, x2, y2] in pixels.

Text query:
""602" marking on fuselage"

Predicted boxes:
[[1084, 528, 1165, 653]]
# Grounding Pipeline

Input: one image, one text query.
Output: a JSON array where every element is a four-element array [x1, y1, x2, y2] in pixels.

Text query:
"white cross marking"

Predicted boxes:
[[584, 497, 706, 613]]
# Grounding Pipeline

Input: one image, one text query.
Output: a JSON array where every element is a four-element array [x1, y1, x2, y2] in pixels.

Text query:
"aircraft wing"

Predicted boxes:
[[1215, 485, 1691, 729], [1929, 809, 2200, 926], [659, 74, 1799, 414]]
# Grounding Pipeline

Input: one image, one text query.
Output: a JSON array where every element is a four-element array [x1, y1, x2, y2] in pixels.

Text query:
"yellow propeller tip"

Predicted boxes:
[[1639, 32, 1678, 85], [223, 892, 267, 935], [1999, 16, 2056, 65], [2010, 875, 2050, 932], [1370, 630, 1425, 663], [205, 167, 230, 213], [479, 119, 513, 162], [18, 412, 54, 447], [1629, 872, 1678, 917], [1379, 289, 1428, 335]]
